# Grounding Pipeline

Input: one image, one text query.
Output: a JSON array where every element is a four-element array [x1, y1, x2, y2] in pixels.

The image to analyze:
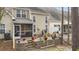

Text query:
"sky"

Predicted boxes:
[[56, 7, 70, 12]]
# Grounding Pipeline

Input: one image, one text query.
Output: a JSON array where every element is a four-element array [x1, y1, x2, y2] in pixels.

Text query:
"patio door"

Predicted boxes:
[[14, 25, 21, 39]]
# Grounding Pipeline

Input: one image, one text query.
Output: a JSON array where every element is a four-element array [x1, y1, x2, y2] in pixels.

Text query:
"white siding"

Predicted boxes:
[[49, 22, 61, 34], [31, 14, 49, 34], [0, 14, 13, 39], [0, 34, 4, 39]]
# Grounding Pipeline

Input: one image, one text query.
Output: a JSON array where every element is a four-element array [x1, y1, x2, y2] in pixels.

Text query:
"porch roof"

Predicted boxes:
[[13, 18, 33, 24]]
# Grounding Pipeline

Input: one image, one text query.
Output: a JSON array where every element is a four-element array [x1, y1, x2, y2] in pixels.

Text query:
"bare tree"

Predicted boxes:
[[61, 7, 64, 45], [67, 7, 70, 44]]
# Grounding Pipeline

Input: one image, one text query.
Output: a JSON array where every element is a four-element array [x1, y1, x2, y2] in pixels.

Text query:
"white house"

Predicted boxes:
[[48, 14, 71, 34], [48, 15, 61, 34]]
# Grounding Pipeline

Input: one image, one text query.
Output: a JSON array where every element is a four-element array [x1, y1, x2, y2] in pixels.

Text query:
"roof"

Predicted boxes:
[[28, 7, 47, 13]]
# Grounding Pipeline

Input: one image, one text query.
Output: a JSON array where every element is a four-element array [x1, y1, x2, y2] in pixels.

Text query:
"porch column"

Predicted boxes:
[[13, 23, 15, 49]]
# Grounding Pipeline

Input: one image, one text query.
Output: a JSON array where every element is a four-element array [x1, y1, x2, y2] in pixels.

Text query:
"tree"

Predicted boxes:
[[67, 7, 70, 44], [61, 7, 64, 45], [71, 7, 79, 51]]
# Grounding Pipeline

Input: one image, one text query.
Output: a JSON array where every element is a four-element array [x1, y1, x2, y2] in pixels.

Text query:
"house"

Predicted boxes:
[[48, 13, 72, 34], [0, 7, 49, 40], [48, 14, 61, 34]]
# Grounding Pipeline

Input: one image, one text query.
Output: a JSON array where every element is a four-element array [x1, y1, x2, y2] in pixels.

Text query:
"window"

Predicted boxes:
[[45, 25, 48, 32], [54, 25, 60, 27], [33, 16, 36, 22], [33, 25, 36, 32], [16, 9, 21, 17], [0, 24, 5, 34], [69, 25, 71, 28], [45, 16, 48, 23], [54, 25, 57, 27], [59, 28, 60, 31], [16, 9, 26, 18], [22, 10, 26, 18], [57, 25, 60, 28]]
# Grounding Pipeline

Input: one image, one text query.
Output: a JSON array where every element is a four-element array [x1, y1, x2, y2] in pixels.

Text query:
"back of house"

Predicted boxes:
[[0, 7, 49, 40]]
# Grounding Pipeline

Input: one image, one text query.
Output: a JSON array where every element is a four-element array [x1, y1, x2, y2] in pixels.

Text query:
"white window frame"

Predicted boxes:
[[22, 10, 26, 18], [16, 9, 26, 18], [16, 9, 21, 18], [0, 24, 5, 34]]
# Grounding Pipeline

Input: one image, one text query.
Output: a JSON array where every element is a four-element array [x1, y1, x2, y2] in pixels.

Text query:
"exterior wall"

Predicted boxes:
[[0, 14, 13, 39], [48, 14, 61, 34], [0, 34, 4, 39], [48, 17, 72, 34], [48, 21, 61, 34], [31, 13, 49, 34]]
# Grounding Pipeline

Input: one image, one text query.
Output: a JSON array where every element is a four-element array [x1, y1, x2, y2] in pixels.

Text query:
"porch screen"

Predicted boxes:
[[21, 24, 32, 37]]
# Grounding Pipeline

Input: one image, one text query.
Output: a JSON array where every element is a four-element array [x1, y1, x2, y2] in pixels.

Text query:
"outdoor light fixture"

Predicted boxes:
[[13, 19, 15, 21]]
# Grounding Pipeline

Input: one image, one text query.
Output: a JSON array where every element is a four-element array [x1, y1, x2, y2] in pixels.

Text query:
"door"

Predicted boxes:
[[14, 25, 21, 39]]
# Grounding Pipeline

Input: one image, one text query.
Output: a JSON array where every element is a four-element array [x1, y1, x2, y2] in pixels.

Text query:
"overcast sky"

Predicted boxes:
[[56, 7, 71, 12]]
